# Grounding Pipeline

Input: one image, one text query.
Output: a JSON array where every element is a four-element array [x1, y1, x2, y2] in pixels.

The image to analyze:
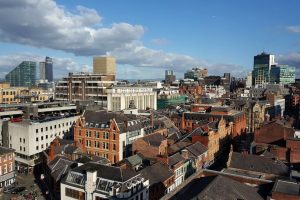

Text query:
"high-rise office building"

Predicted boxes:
[[252, 52, 275, 85], [165, 70, 176, 84], [270, 65, 296, 84], [93, 56, 116, 76], [5, 61, 37, 87], [39, 56, 53, 82]]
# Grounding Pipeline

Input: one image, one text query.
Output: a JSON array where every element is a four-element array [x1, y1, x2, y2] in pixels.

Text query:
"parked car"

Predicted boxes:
[[11, 187, 26, 194]]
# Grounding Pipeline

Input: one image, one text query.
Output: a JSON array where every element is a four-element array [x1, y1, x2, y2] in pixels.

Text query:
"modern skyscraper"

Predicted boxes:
[[93, 56, 116, 76], [270, 65, 296, 84], [45, 56, 53, 82], [39, 62, 46, 80], [252, 52, 275, 85], [165, 70, 176, 84], [39, 56, 53, 82], [5, 61, 37, 87]]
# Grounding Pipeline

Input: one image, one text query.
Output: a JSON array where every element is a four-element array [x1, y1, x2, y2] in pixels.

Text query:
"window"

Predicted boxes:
[[23, 138, 25, 143], [46, 127, 48, 131], [20, 146, 22, 151], [86, 140, 91, 147], [59, 124, 61, 128], [36, 129, 38, 133], [46, 143, 48, 147], [4, 164, 7, 174], [23, 147, 25, 152], [41, 136, 44, 140], [54, 125, 56, 129], [65, 188, 85, 200], [113, 133, 116, 140], [8, 154, 12, 160], [79, 130, 81, 136], [113, 143, 116, 150], [41, 144, 44, 149], [9, 162, 13, 172], [36, 137, 38, 142], [41, 128, 43, 132], [50, 126, 52, 130], [86, 130, 91, 137], [94, 141, 100, 148], [103, 132, 109, 139], [19, 138, 21, 143], [36, 146, 39, 150], [46, 135, 48, 139]]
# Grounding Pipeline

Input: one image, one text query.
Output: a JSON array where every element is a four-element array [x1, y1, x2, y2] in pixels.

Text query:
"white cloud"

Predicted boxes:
[[0, 0, 248, 79], [0, 53, 90, 79], [151, 38, 170, 46], [286, 26, 300, 33]]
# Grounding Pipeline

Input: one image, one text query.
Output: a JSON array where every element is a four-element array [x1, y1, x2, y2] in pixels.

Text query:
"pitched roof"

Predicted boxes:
[[168, 152, 185, 167], [0, 147, 14, 155], [142, 133, 165, 147], [140, 162, 174, 185], [72, 162, 138, 182], [168, 141, 192, 155], [171, 175, 264, 200], [125, 154, 143, 167], [186, 142, 208, 157], [272, 179, 300, 195], [228, 152, 289, 176], [48, 156, 75, 181]]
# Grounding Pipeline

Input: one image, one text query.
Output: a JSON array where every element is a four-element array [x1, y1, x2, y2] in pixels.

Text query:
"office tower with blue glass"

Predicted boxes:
[[5, 61, 37, 87]]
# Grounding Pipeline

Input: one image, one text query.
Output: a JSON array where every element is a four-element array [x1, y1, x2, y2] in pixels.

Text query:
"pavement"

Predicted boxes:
[[0, 172, 46, 200]]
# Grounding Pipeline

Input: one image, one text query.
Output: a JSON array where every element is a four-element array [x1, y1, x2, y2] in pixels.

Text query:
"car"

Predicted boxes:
[[3, 186, 15, 194], [11, 186, 26, 194]]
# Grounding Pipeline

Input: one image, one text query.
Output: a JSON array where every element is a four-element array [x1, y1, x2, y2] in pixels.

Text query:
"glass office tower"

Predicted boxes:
[[5, 61, 37, 87], [270, 65, 295, 84]]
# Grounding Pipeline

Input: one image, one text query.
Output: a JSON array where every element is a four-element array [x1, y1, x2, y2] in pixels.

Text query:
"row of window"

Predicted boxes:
[[0, 154, 13, 163], [0, 162, 13, 176], [84, 140, 116, 150], [36, 143, 49, 151], [65, 188, 85, 200], [35, 121, 75, 133], [19, 138, 25, 144], [36, 132, 63, 142], [79, 130, 116, 140]]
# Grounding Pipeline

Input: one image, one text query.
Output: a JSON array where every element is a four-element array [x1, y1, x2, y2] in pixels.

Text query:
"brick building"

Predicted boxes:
[[74, 110, 146, 164], [0, 147, 15, 188]]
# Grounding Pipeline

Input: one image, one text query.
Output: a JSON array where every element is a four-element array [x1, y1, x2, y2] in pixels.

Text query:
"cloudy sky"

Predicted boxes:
[[0, 0, 300, 79]]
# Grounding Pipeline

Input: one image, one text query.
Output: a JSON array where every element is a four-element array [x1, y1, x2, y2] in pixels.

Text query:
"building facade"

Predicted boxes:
[[39, 56, 53, 82], [184, 68, 208, 80], [55, 73, 115, 106], [74, 110, 146, 164], [107, 86, 157, 111], [165, 70, 176, 84], [5, 61, 37, 87], [270, 65, 296, 84], [93, 56, 116, 76], [61, 162, 149, 200], [0, 147, 15, 188], [8, 114, 79, 172], [252, 52, 275, 85]]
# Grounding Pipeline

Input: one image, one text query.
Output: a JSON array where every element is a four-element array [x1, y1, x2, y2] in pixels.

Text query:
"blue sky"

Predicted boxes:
[[0, 0, 300, 79]]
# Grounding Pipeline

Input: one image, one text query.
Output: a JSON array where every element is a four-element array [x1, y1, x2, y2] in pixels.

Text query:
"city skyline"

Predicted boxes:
[[0, 0, 300, 80]]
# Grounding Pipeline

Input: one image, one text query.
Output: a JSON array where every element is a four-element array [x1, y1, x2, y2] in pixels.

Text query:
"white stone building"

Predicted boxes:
[[107, 86, 157, 111], [61, 162, 149, 200], [8, 114, 79, 171]]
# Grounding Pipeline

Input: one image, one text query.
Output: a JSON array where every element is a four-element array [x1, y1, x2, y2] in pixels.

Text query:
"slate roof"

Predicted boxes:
[[72, 162, 138, 182], [168, 141, 192, 155], [125, 154, 143, 167], [48, 156, 75, 181], [140, 162, 174, 185], [142, 133, 165, 147], [228, 152, 289, 176], [0, 147, 14, 155], [171, 175, 264, 200], [168, 152, 185, 167], [272, 179, 300, 195], [186, 142, 208, 157]]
